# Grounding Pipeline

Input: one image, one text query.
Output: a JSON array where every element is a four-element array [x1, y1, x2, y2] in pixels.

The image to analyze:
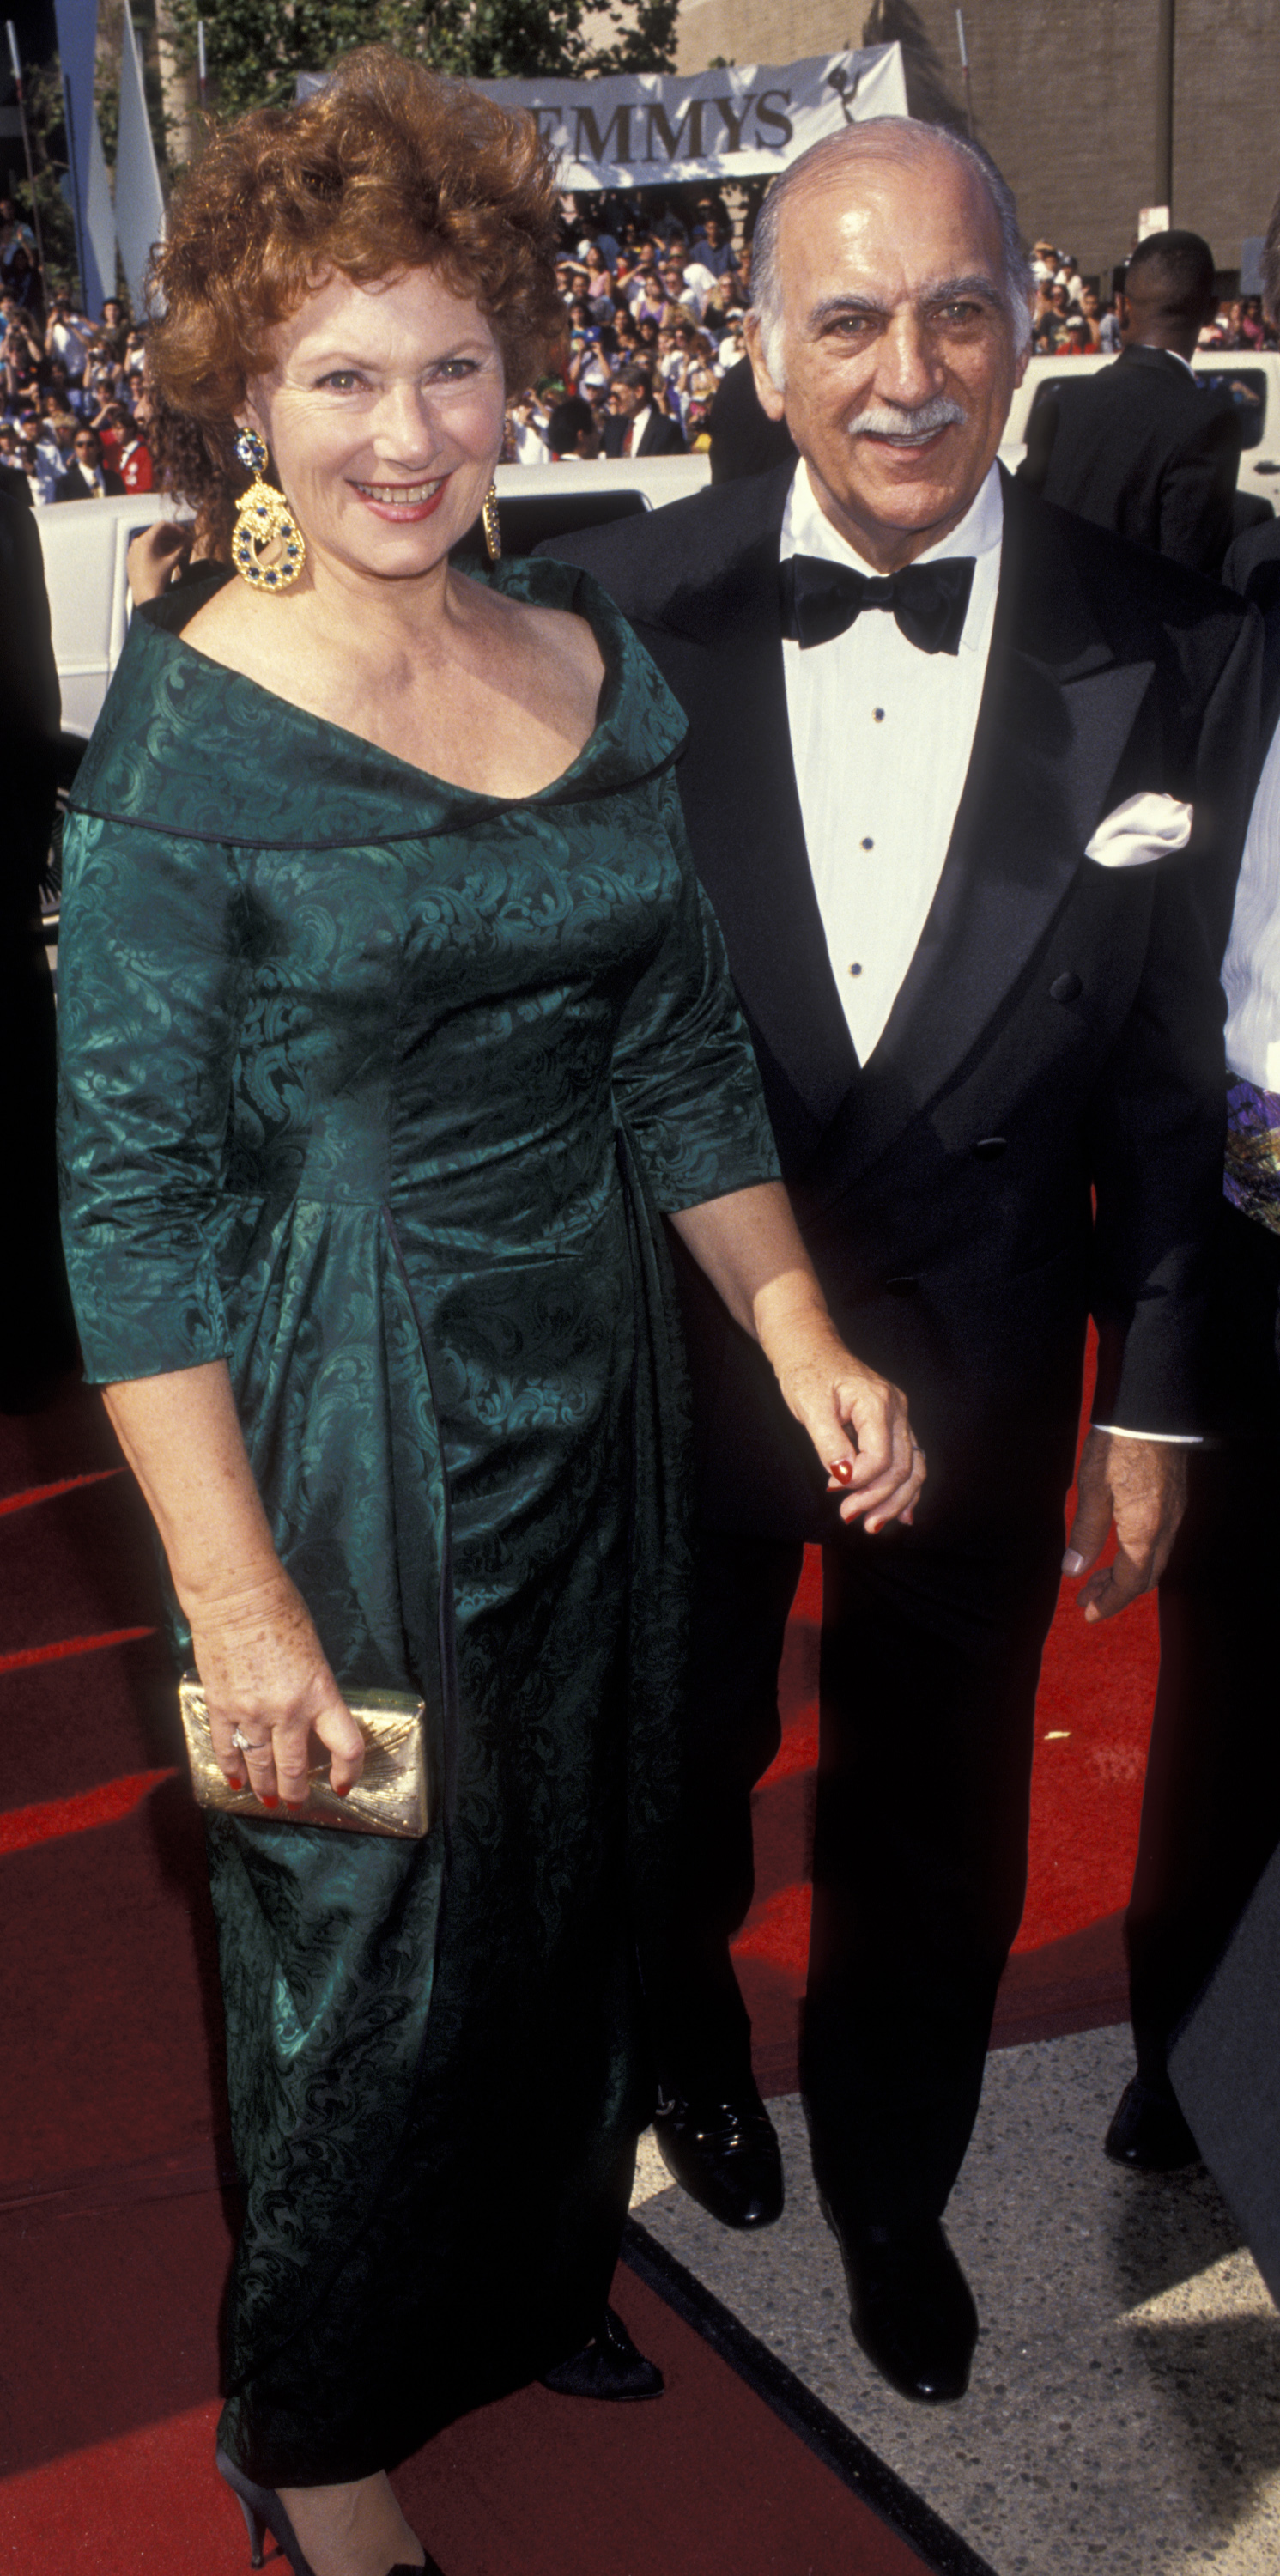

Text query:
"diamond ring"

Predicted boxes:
[[232, 1726, 270, 1756]]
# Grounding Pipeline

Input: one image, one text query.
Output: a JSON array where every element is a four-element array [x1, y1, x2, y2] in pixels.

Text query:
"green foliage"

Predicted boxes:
[[165, 0, 677, 123], [9, 61, 82, 296]]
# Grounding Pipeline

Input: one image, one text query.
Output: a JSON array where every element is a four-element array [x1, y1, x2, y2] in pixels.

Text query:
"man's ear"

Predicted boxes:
[[743, 310, 787, 422]]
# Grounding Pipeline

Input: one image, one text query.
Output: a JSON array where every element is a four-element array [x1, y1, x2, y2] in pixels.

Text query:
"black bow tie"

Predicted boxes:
[[780, 552, 975, 655]]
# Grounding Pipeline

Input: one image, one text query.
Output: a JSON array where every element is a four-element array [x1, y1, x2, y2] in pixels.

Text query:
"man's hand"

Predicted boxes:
[[1062, 1430, 1189, 1623]]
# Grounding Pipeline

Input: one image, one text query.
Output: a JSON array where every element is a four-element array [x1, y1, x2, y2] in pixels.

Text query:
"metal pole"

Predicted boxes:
[[1155, 0, 1174, 218], [955, 9, 974, 139], [57, 62, 86, 309], [197, 18, 206, 113], [5, 20, 47, 277]]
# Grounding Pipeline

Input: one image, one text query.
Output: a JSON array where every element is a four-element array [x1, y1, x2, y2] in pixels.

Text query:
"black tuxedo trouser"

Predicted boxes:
[[1127, 1198, 1280, 2088], [644, 1492, 1065, 2223]]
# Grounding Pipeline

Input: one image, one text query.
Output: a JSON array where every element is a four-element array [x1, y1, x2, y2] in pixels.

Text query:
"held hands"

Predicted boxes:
[[1061, 1430, 1188, 1623], [187, 1566, 366, 1808], [765, 1293, 925, 1533]]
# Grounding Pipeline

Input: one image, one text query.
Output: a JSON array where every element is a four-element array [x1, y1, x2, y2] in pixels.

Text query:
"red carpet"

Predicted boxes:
[[0, 1375, 962, 2573], [2, 1353, 1150, 2570]]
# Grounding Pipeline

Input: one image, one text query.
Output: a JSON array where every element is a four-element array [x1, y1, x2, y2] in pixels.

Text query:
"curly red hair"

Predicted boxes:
[[146, 46, 566, 554]]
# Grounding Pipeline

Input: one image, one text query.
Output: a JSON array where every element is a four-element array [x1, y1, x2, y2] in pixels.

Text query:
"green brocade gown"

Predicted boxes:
[[56, 556, 779, 2485]]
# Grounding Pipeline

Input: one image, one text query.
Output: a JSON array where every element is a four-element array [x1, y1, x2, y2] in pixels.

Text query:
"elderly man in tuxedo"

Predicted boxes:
[[540, 119, 1258, 2404]]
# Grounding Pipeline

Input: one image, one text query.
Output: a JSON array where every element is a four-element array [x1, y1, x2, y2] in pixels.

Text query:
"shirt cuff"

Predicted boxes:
[[1091, 1423, 1203, 1445]]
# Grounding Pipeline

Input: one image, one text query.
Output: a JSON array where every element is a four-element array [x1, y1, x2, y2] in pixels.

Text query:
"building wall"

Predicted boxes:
[[675, 0, 1280, 277]]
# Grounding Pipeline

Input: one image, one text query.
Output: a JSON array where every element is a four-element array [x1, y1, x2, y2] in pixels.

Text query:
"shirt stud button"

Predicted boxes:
[[873, 707, 885, 721], [861, 836, 874, 850], [848, 962, 863, 977]]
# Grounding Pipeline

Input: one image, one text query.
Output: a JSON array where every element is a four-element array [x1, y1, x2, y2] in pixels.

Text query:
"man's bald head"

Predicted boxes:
[[750, 120, 1033, 385], [742, 121, 1030, 571]]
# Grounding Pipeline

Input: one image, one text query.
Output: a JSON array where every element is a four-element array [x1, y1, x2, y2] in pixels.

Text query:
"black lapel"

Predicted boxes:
[[801, 471, 1157, 1206], [654, 465, 859, 1149]]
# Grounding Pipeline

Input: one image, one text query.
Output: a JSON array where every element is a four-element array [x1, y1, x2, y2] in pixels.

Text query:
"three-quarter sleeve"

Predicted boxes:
[[57, 811, 243, 1384], [611, 775, 780, 1212]]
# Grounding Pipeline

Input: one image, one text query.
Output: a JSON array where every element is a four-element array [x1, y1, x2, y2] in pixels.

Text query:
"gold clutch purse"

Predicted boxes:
[[178, 1674, 430, 1840]]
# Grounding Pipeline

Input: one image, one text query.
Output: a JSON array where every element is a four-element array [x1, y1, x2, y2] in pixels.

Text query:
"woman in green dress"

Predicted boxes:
[[57, 52, 923, 2576]]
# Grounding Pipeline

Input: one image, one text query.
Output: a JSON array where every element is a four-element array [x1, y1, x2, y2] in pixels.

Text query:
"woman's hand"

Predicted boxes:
[[126, 519, 193, 605], [669, 1182, 925, 1533], [763, 1300, 925, 1533], [190, 1566, 366, 1808]]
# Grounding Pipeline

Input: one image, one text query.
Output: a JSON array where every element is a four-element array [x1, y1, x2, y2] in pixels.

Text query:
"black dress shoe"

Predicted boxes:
[[540, 2305, 664, 2400], [1105, 2075, 1200, 2171], [652, 2087, 784, 2228], [821, 2202, 978, 2403]]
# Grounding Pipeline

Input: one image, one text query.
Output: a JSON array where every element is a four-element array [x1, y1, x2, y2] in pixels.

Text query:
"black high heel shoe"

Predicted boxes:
[[216, 2446, 441, 2575]]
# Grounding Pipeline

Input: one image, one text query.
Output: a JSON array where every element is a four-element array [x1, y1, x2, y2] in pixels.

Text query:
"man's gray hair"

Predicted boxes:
[[750, 118, 1034, 381], [1262, 184, 1280, 331]]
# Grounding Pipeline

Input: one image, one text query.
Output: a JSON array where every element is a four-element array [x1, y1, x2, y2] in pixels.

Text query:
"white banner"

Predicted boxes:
[[297, 50, 907, 187], [466, 47, 907, 190], [114, 0, 166, 312]]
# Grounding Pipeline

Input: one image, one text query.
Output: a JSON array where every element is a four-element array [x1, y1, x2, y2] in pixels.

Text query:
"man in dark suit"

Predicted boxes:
[[599, 362, 687, 458], [0, 486, 76, 1407], [54, 428, 125, 501], [540, 120, 1259, 2403], [1018, 229, 1242, 576], [1104, 199, 1280, 2181], [707, 355, 797, 483]]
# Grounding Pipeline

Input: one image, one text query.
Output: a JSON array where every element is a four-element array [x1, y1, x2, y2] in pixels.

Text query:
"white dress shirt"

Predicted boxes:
[[1222, 715, 1280, 1093], [780, 458, 1003, 1063]]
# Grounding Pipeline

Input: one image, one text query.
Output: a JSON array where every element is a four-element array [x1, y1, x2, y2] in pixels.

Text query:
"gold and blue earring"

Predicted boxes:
[[231, 428, 306, 592]]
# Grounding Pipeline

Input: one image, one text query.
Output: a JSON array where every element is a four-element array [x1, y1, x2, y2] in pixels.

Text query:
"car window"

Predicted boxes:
[[1195, 368, 1266, 449]]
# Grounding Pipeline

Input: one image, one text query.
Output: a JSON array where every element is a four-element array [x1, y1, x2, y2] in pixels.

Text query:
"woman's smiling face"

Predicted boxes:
[[240, 265, 507, 584]]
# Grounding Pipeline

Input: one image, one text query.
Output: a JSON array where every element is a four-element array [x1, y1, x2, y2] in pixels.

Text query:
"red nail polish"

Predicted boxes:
[[260, 1792, 280, 1809], [227, 1772, 245, 1792], [828, 1459, 854, 1485], [335, 1782, 352, 1798]]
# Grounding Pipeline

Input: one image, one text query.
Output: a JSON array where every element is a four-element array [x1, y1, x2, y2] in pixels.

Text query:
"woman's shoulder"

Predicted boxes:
[[69, 571, 249, 831], [483, 551, 689, 769]]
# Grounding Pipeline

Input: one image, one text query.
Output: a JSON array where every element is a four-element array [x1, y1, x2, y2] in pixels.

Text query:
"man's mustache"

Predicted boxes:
[[846, 396, 968, 439]]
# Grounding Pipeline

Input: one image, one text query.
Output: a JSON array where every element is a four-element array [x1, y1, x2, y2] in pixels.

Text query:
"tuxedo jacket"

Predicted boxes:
[[539, 465, 1259, 1540], [1018, 344, 1242, 579], [601, 407, 687, 459]]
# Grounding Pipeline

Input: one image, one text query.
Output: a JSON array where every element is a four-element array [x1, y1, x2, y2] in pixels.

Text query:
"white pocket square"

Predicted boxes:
[[1084, 791, 1193, 868]]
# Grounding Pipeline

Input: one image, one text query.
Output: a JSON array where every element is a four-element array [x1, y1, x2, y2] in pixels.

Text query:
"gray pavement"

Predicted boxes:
[[630, 2026, 1280, 2574]]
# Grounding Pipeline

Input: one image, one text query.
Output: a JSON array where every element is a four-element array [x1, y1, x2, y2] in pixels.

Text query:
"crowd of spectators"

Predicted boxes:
[[500, 187, 756, 463], [1028, 233, 1280, 360], [7, 172, 1280, 497], [0, 193, 153, 504]]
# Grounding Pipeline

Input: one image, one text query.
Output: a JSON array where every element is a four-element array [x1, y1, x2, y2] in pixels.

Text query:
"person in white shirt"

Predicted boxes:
[[45, 298, 93, 386], [538, 117, 1258, 2406]]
